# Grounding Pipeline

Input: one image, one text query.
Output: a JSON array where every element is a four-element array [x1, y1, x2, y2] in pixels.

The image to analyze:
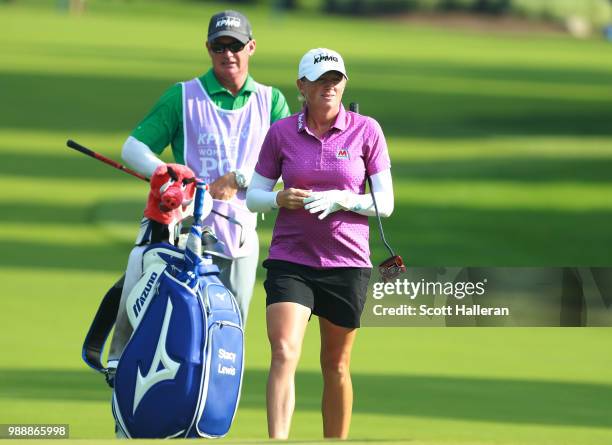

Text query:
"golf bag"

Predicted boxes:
[[83, 183, 244, 439]]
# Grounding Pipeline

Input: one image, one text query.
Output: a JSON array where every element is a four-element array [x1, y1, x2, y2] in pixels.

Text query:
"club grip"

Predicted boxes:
[[67, 139, 95, 156], [193, 181, 206, 223], [349, 102, 359, 113]]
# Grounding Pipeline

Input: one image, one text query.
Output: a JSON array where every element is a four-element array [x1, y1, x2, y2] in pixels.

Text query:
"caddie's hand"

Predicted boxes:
[[276, 188, 311, 210], [303, 190, 354, 220], [209, 172, 239, 201]]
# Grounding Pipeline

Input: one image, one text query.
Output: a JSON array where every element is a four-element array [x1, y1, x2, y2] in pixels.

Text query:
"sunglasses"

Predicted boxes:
[[210, 41, 247, 54]]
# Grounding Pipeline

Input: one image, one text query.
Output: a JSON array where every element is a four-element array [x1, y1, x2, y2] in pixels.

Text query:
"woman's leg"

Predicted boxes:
[[266, 302, 311, 439], [319, 317, 357, 439]]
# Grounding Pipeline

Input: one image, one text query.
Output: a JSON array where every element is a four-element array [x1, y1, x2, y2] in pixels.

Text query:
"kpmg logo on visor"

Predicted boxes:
[[216, 16, 241, 28], [313, 54, 339, 64]]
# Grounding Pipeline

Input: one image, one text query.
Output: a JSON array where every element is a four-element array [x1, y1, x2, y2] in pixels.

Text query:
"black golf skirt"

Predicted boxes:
[[263, 259, 372, 328]]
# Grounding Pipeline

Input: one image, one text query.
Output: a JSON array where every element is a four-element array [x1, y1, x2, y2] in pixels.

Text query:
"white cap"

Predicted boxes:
[[298, 48, 348, 81]]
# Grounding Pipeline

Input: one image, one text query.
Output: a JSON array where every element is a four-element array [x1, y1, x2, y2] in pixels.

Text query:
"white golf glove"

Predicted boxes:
[[303, 190, 356, 220]]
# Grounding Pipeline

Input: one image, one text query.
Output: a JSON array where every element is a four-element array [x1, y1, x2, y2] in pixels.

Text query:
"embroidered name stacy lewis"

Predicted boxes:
[[218, 348, 237, 363], [217, 348, 237, 376]]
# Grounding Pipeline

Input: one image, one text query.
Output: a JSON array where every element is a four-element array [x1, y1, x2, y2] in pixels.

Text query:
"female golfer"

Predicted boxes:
[[246, 48, 394, 439]]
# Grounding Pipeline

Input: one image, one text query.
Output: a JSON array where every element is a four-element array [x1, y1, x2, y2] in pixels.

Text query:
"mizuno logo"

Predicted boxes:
[[216, 17, 241, 28], [132, 272, 158, 318], [314, 54, 338, 64], [133, 300, 180, 414], [215, 292, 226, 301]]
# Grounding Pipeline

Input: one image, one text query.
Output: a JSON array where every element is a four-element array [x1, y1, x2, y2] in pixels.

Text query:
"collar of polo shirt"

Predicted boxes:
[[297, 104, 348, 133]]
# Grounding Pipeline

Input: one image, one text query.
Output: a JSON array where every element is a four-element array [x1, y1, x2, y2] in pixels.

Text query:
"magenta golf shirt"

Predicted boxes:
[[255, 104, 391, 268]]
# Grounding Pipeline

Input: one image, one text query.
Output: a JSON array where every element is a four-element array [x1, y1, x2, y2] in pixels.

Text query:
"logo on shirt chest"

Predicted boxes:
[[336, 148, 350, 160]]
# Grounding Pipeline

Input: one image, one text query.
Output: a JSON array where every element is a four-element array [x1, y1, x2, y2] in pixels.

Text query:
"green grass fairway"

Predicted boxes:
[[1, 1, 611, 444]]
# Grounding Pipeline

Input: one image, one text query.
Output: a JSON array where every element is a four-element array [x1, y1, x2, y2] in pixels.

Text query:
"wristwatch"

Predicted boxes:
[[233, 170, 247, 189]]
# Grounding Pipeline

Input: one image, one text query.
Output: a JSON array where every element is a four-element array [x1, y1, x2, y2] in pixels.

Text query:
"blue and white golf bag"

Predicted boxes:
[[83, 183, 244, 438]]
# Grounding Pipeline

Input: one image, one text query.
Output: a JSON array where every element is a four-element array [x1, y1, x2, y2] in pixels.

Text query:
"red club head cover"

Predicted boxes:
[[144, 163, 197, 225]]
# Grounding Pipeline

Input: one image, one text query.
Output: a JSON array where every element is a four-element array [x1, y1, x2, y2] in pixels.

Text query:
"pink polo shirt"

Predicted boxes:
[[255, 104, 391, 268]]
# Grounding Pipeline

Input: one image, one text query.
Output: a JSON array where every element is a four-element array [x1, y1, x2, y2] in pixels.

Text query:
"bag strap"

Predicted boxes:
[[82, 219, 172, 380], [82, 275, 124, 376]]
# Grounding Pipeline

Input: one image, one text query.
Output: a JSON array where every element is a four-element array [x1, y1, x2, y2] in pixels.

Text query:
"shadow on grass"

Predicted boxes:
[[0, 240, 127, 272], [0, 72, 172, 135], [0, 151, 146, 182], [1, 201, 612, 270], [1, 368, 611, 429], [366, 205, 612, 267], [345, 86, 612, 139], [390, 157, 612, 184], [349, 59, 612, 88], [2, 70, 612, 139], [256, 202, 612, 267], [4, 152, 612, 184], [0, 202, 94, 224]]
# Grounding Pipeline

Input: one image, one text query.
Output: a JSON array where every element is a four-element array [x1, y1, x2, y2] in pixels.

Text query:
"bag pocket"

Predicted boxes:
[[196, 321, 244, 438]]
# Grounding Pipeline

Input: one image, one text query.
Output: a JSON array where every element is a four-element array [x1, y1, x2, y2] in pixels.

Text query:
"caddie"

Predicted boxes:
[[107, 9, 290, 366]]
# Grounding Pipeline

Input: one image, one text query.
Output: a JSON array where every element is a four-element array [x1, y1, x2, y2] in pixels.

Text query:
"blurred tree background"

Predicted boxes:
[[11, 0, 607, 36], [210, 0, 612, 31]]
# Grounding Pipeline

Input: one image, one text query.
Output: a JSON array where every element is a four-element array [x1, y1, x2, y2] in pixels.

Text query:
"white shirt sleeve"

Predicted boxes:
[[121, 136, 164, 178], [347, 169, 394, 217], [246, 172, 280, 212]]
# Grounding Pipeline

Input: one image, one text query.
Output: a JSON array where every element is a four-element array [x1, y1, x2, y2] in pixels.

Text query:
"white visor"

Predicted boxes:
[[298, 48, 348, 81]]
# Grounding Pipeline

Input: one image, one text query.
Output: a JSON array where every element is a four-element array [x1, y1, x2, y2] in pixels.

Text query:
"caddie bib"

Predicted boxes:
[[182, 77, 271, 258]]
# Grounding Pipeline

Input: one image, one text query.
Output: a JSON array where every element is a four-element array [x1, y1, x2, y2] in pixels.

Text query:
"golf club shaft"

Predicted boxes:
[[66, 139, 235, 225], [349, 103, 395, 257], [66, 139, 150, 182]]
